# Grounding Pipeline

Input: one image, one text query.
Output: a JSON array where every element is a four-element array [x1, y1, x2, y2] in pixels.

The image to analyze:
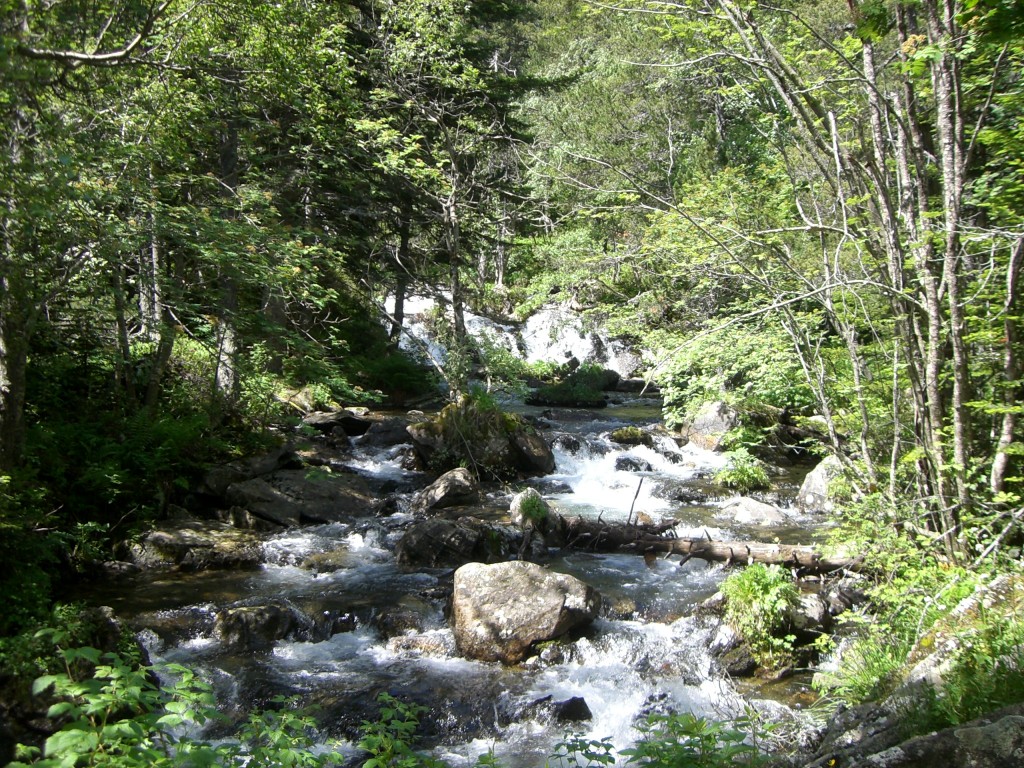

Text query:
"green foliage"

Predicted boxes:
[[12, 646, 344, 768], [714, 448, 771, 493], [422, 392, 532, 479], [529, 364, 614, 407], [357, 693, 441, 768], [619, 712, 766, 767], [546, 713, 769, 768], [519, 492, 549, 525], [655, 320, 816, 431], [930, 616, 1024, 725], [720, 565, 799, 670]]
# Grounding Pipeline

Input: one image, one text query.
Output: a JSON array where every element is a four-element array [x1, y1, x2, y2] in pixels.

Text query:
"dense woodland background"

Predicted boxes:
[[1, 0, 1023, 763]]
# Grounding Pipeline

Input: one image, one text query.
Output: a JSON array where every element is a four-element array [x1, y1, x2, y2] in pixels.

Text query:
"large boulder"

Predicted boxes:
[[407, 396, 554, 479], [302, 408, 372, 436], [414, 467, 479, 511], [720, 496, 788, 526], [797, 455, 844, 513], [395, 517, 517, 567], [129, 520, 263, 571], [682, 401, 739, 452], [216, 603, 304, 651], [224, 469, 375, 527], [452, 561, 601, 664], [198, 447, 302, 499]]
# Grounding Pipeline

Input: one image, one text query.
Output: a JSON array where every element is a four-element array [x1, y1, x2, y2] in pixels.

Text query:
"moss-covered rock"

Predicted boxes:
[[406, 395, 554, 479]]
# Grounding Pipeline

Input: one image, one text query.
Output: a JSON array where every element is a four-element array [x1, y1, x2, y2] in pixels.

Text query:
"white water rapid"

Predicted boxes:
[[86, 401, 809, 767]]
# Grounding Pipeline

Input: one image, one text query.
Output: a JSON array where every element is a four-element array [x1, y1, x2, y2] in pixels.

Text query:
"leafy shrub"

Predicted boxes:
[[619, 711, 767, 767], [528, 364, 614, 407], [720, 564, 799, 670], [654, 320, 816, 430], [12, 646, 344, 768], [714, 448, 771, 492], [357, 693, 440, 768]]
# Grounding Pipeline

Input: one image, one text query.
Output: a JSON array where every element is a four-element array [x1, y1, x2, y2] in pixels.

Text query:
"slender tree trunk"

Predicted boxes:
[[113, 263, 138, 408], [991, 238, 1024, 494], [0, 308, 28, 473], [390, 217, 411, 344]]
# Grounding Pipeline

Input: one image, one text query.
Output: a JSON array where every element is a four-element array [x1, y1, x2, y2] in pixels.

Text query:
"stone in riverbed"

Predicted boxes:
[[414, 467, 479, 510], [720, 496, 788, 526], [452, 561, 601, 664], [129, 520, 263, 571]]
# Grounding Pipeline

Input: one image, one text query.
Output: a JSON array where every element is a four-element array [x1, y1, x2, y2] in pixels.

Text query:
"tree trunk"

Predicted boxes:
[[560, 516, 862, 574], [0, 312, 28, 473], [991, 238, 1024, 494]]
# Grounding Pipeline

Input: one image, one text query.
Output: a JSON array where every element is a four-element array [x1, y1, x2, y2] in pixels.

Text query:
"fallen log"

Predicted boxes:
[[560, 515, 861, 574]]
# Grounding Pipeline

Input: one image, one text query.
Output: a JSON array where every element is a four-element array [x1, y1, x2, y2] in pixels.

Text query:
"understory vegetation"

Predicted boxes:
[[2, 0, 1023, 764]]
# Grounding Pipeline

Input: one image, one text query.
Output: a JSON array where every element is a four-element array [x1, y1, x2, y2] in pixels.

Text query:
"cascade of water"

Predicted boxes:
[[82, 403, 812, 766]]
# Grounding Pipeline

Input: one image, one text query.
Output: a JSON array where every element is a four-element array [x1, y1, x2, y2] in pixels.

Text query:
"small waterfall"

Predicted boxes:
[[387, 294, 641, 378]]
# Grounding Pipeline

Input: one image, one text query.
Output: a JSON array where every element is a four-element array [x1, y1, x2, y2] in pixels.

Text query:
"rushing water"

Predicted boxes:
[[82, 398, 815, 766]]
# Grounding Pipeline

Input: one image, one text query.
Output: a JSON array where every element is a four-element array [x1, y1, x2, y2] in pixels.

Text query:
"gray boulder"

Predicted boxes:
[[414, 467, 479, 511], [797, 455, 844, 513], [682, 401, 739, 452], [452, 561, 601, 664], [395, 517, 518, 567], [302, 409, 372, 436], [129, 520, 263, 571], [225, 469, 374, 527], [216, 603, 303, 651], [720, 496, 787, 526]]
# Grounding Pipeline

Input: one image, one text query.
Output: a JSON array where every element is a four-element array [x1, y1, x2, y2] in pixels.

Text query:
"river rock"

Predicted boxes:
[[359, 417, 414, 447], [302, 409, 372, 436], [681, 400, 739, 452], [615, 455, 653, 473], [395, 517, 517, 567], [452, 561, 601, 664], [224, 469, 375, 526], [512, 429, 557, 474], [788, 592, 832, 635], [797, 455, 843, 513], [797, 702, 1024, 768], [414, 467, 479, 510], [216, 603, 303, 651], [198, 447, 303, 499], [721, 496, 787, 526], [509, 488, 550, 528], [129, 520, 263, 570]]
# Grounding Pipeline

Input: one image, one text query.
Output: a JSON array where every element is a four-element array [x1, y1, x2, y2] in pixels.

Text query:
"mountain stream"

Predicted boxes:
[[78, 399, 820, 766]]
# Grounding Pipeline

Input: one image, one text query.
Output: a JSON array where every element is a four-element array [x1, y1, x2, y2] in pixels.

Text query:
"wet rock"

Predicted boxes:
[[395, 517, 517, 567], [302, 409, 373, 436], [373, 605, 427, 639], [386, 631, 457, 658], [532, 478, 574, 495], [415, 467, 480, 511], [609, 426, 655, 448], [225, 469, 375, 527], [788, 592, 832, 636], [129, 520, 263, 571], [797, 455, 843, 514], [216, 603, 302, 651], [615, 455, 653, 472], [720, 496, 787, 526], [681, 400, 739, 452], [452, 561, 601, 664], [824, 577, 867, 616], [359, 417, 415, 447], [512, 429, 557, 474], [527, 695, 593, 724], [407, 397, 555, 479], [550, 433, 582, 453], [198, 447, 302, 499]]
